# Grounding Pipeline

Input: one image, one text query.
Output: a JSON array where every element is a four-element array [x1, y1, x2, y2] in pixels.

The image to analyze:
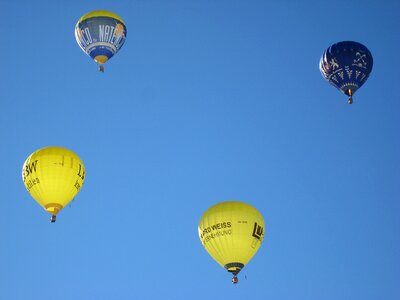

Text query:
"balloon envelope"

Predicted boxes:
[[22, 146, 85, 218], [198, 201, 265, 277], [75, 10, 127, 66], [319, 41, 373, 99]]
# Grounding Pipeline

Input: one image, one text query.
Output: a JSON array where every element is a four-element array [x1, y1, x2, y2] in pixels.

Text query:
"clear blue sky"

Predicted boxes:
[[0, 0, 399, 299]]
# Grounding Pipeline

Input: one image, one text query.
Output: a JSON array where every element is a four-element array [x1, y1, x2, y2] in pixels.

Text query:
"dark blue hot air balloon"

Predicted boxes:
[[320, 41, 373, 104]]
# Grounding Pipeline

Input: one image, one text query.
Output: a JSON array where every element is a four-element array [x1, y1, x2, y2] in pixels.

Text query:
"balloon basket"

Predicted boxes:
[[50, 215, 56, 223]]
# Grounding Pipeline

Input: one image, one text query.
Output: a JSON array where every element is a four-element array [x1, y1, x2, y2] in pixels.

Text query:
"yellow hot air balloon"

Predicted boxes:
[[22, 146, 85, 222], [198, 201, 265, 284]]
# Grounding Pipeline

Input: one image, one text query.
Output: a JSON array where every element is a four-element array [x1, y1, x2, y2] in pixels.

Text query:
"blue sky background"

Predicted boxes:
[[0, 0, 399, 299]]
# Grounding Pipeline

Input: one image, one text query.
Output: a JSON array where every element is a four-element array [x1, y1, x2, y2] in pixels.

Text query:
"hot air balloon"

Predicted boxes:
[[320, 41, 373, 104], [22, 146, 85, 222], [198, 201, 265, 284], [75, 10, 127, 72]]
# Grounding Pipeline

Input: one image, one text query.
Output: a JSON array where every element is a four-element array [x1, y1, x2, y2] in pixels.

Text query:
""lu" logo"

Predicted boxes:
[[252, 222, 263, 240]]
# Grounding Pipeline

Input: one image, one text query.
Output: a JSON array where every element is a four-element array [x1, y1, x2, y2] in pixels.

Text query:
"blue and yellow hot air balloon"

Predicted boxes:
[[320, 41, 373, 104], [75, 10, 127, 72]]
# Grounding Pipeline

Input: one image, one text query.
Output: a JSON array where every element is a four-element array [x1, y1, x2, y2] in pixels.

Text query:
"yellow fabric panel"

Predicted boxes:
[[77, 10, 126, 25], [94, 55, 109, 64], [22, 146, 85, 215], [198, 201, 265, 272]]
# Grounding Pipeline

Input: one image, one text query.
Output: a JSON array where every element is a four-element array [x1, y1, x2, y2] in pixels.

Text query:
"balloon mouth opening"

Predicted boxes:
[[341, 84, 358, 96], [95, 55, 109, 64], [44, 203, 64, 215], [224, 262, 244, 275]]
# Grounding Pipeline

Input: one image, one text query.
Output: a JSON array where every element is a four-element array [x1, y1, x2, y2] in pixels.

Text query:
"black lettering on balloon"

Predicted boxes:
[[77, 164, 85, 180], [74, 180, 81, 190], [23, 160, 38, 181], [252, 222, 263, 240]]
